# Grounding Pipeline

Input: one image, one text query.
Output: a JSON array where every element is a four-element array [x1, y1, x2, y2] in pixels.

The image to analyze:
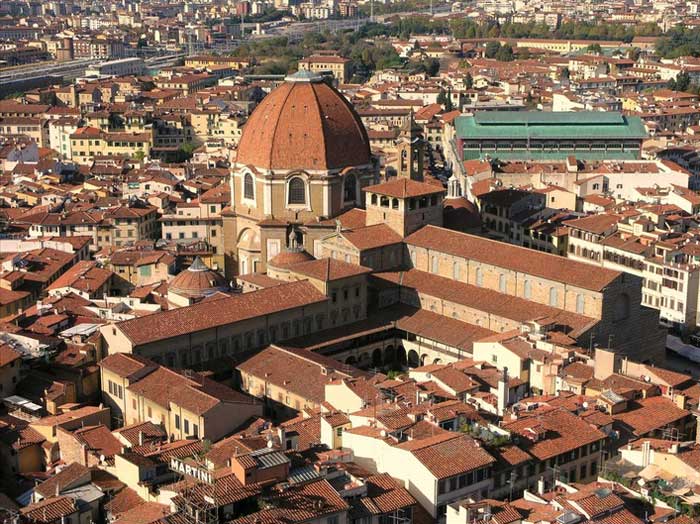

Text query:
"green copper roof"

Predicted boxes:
[[473, 111, 627, 125], [462, 150, 641, 161], [455, 111, 648, 140]]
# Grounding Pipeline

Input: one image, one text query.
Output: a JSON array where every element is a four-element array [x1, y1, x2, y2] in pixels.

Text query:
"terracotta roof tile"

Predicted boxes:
[[113, 502, 170, 524], [230, 478, 349, 524], [99, 353, 154, 379], [69, 424, 122, 461], [21, 497, 76, 523], [238, 345, 360, 405], [359, 474, 416, 514], [502, 408, 605, 461], [34, 463, 90, 499], [237, 77, 370, 170], [363, 178, 445, 199], [612, 396, 690, 437], [288, 258, 372, 281], [341, 224, 403, 250], [375, 269, 596, 337], [396, 433, 495, 478], [115, 280, 328, 346], [113, 421, 167, 447], [0, 343, 21, 367], [127, 366, 258, 416], [105, 488, 145, 518], [404, 226, 621, 292], [46, 261, 113, 294]]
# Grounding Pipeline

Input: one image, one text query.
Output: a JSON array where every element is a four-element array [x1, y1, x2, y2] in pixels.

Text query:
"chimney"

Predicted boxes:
[[497, 367, 509, 416], [278, 426, 286, 446], [537, 477, 545, 496], [674, 393, 687, 410], [641, 440, 651, 467], [138, 431, 145, 446]]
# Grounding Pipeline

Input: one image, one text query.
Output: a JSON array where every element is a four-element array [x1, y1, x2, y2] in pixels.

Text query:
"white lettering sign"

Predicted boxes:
[[169, 457, 214, 485]]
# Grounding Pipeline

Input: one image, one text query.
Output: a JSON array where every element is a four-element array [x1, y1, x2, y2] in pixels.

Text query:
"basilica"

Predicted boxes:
[[223, 70, 383, 276], [127, 69, 669, 369]]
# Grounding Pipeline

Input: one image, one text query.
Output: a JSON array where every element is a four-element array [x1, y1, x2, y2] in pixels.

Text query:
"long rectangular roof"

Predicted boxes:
[[404, 225, 621, 292], [115, 281, 328, 346], [374, 270, 597, 337], [455, 111, 648, 140], [475, 111, 625, 125]]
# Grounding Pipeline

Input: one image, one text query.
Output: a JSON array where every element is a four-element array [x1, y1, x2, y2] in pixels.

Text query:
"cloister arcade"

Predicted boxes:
[[332, 336, 464, 371]]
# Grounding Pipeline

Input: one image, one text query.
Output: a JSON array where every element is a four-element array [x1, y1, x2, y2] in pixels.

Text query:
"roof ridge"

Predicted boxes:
[[308, 82, 329, 169], [266, 82, 296, 170]]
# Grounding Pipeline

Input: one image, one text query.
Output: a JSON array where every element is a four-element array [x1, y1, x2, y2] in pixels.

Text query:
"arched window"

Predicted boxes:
[[549, 287, 558, 307], [499, 274, 506, 293], [288, 177, 306, 205], [576, 294, 585, 314], [371, 193, 378, 205], [344, 174, 357, 202], [244, 173, 254, 200], [524, 279, 532, 299], [475, 267, 483, 287]]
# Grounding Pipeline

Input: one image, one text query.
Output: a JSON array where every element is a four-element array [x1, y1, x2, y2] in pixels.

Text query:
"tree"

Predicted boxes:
[[673, 71, 691, 92], [175, 143, 197, 162], [437, 89, 453, 111], [437, 89, 448, 106], [255, 60, 292, 75], [465, 72, 473, 89], [627, 47, 641, 61], [494, 44, 514, 62], [587, 43, 602, 54], [656, 26, 700, 58], [485, 41, 501, 59], [444, 89, 454, 111], [425, 57, 440, 76]]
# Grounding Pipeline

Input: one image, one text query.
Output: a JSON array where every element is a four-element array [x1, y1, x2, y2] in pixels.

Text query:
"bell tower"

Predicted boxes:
[[397, 112, 425, 181]]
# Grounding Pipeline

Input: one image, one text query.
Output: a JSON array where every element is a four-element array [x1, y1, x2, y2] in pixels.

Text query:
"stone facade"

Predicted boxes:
[[405, 231, 666, 362]]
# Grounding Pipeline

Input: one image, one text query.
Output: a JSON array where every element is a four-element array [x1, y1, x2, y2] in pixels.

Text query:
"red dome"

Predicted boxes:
[[268, 249, 314, 269], [236, 71, 371, 171], [169, 257, 229, 299]]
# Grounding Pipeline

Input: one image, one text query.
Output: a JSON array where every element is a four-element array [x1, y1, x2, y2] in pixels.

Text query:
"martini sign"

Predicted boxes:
[[169, 457, 214, 485]]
